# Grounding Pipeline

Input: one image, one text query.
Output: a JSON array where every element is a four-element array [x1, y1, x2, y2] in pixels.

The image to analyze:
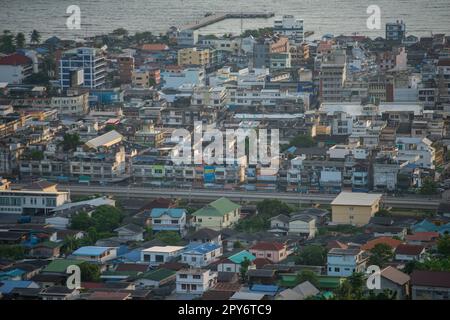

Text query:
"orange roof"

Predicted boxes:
[[327, 240, 348, 250], [361, 237, 403, 251], [141, 43, 169, 51], [405, 232, 440, 242]]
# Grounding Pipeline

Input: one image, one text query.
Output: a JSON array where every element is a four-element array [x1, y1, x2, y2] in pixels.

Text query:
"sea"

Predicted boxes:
[[1, 0, 450, 40]]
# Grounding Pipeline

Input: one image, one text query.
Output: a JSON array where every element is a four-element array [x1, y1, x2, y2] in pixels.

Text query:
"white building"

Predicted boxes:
[[0, 53, 33, 84], [181, 243, 222, 268], [141, 246, 185, 266], [288, 214, 317, 239], [327, 248, 367, 277], [396, 137, 436, 169], [51, 92, 89, 116], [0, 183, 70, 215], [274, 15, 304, 44], [161, 67, 205, 90], [176, 268, 218, 295]]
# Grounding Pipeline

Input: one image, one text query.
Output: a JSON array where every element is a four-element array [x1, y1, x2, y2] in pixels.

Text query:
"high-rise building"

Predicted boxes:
[[117, 55, 135, 84], [319, 50, 347, 102], [274, 15, 304, 44], [59, 47, 107, 90]]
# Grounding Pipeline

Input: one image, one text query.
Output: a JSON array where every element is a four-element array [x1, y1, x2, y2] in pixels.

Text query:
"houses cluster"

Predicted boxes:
[[1, 15, 450, 300], [0, 19, 449, 196]]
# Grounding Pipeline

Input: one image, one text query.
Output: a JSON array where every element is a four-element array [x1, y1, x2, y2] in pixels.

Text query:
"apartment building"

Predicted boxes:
[[176, 269, 218, 295], [177, 47, 210, 66], [319, 50, 347, 102], [274, 15, 304, 44], [59, 47, 107, 90]]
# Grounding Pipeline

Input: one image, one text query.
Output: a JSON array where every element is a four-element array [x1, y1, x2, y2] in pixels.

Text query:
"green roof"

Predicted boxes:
[[193, 197, 241, 217], [43, 259, 85, 273], [101, 270, 140, 277], [140, 268, 176, 281], [228, 250, 256, 264], [317, 276, 345, 289], [277, 274, 300, 288], [34, 241, 63, 249]]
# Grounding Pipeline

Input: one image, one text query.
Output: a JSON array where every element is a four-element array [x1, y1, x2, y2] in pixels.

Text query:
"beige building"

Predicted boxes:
[[132, 70, 150, 88], [331, 192, 382, 226], [178, 47, 210, 66]]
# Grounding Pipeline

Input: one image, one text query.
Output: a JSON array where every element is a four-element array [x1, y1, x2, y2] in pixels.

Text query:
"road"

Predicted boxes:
[[57, 184, 442, 209]]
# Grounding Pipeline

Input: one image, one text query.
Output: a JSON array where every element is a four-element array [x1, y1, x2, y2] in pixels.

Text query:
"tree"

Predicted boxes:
[[420, 177, 438, 195], [24, 72, 50, 85], [374, 209, 391, 217], [112, 28, 129, 37], [295, 245, 327, 266], [0, 30, 15, 53], [70, 211, 93, 231], [437, 235, 450, 256], [80, 263, 101, 282], [369, 243, 394, 268], [296, 270, 319, 287], [30, 29, 41, 45], [240, 257, 251, 283], [91, 205, 123, 233], [62, 235, 82, 255], [155, 231, 182, 245], [61, 133, 81, 151], [15, 32, 26, 48], [347, 272, 365, 299], [0, 245, 26, 260], [288, 134, 316, 148], [29, 150, 44, 161]]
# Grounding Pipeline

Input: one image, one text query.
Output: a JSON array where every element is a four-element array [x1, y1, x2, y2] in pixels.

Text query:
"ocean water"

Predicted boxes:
[[1, 0, 450, 40]]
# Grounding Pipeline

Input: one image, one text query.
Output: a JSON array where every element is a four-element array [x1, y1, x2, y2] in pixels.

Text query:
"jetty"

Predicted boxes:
[[181, 12, 275, 30]]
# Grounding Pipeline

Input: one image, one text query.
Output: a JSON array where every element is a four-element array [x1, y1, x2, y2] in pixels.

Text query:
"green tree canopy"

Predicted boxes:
[[369, 243, 394, 268], [80, 263, 101, 282], [155, 231, 182, 245], [61, 133, 81, 151], [296, 270, 319, 287], [420, 177, 438, 195], [437, 235, 450, 256], [295, 245, 327, 266]]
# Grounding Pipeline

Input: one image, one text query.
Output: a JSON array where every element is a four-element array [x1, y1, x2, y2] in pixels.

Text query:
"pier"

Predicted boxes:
[[181, 12, 275, 30]]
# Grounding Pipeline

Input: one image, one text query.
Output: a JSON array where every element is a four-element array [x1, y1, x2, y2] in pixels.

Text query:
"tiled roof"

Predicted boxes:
[[395, 244, 425, 256], [361, 237, 403, 250], [140, 268, 176, 281], [43, 259, 84, 273], [411, 270, 450, 288], [227, 250, 256, 264], [0, 53, 32, 66], [405, 232, 440, 242], [380, 266, 410, 285], [193, 197, 241, 217], [250, 241, 286, 251], [141, 44, 169, 51], [149, 208, 186, 218]]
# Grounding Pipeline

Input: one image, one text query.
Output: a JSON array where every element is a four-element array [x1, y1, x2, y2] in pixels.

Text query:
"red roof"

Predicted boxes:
[[362, 237, 403, 251], [0, 53, 32, 66], [327, 240, 348, 250], [437, 59, 450, 67], [141, 44, 169, 51], [411, 270, 450, 288], [250, 241, 286, 251], [87, 291, 131, 300], [253, 258, 273, 269], [115, 263, 148, 273], [81, 282, 106, 290], [406, 232, 440, 242], [395, 244, 425, 256]]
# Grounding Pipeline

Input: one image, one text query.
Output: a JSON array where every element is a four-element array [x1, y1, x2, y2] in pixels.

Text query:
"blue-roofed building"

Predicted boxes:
[[411, 219, 450, 235], [217, 250, 256, 273], [181, 243, 223, 268], [250, 284, 280, 296], [0, 280, 39, 295], [70, 246, 117, 263], [148, 208, 187, 236], [0, 268, 26, 281], [115, 248, 142, 263]]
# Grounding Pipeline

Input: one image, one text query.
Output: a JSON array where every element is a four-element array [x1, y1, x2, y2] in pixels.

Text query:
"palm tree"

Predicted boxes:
[[15, 32, 26, 48], [30, 29, 41, 45], [0, 30, 15, 53]]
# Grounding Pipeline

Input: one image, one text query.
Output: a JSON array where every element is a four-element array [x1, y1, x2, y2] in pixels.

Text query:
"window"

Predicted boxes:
[[181, 284, 187, 289], [334, 267, 340, 272], [191, 284, 197, 291], [193, 275, 201, 279], [179, 274, 187, 279]]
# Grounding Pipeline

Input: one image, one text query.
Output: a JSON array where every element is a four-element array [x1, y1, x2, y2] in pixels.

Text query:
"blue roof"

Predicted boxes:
[[0, 280, 36, 294], [72, 246, 112, 256], [183, 243, 221, 255], [250, 284, 279, 295], [228, 250, 256, 264], [117, 249, 141, 263], [149, 208, 186, 218]]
